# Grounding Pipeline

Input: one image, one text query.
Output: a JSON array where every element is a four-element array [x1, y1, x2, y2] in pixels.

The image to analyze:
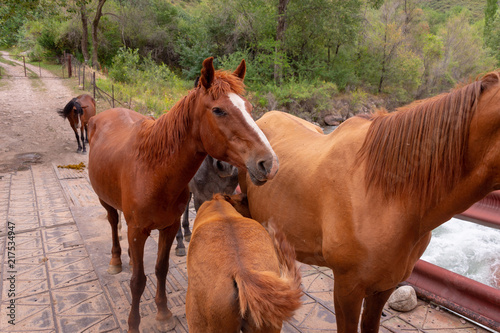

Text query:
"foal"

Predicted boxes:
[[186, 194, 302, 333]]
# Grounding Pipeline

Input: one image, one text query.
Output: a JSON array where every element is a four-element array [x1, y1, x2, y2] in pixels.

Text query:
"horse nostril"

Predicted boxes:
[[216, 161, 224, 171], [257, 160, 268, 175]]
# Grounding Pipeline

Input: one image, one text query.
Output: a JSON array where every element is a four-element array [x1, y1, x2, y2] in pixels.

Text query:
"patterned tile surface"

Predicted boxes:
[[0, 165, 493, 332]]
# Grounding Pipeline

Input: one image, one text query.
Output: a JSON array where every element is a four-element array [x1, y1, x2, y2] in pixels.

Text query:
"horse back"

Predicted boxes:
[[187, 197, 295, 332]]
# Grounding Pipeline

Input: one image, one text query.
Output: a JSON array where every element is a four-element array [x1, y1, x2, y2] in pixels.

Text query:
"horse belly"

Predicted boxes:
[[88, 110, 141, 210]]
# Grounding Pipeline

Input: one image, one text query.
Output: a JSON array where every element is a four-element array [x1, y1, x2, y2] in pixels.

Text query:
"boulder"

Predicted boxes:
[[387, 286, 418, 312], [323, 115, 343, 126]]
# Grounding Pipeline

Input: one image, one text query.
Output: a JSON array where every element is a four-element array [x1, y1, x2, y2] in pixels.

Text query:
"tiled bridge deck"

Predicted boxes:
[[0, 164, 493, 332]]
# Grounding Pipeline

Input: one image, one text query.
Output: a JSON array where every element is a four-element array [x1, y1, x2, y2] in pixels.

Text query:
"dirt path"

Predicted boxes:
[[0, 51, 88, 173]]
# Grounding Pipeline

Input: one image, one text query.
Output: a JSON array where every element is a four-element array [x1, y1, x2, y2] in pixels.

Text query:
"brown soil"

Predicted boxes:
[[0, 51, 90, 173]]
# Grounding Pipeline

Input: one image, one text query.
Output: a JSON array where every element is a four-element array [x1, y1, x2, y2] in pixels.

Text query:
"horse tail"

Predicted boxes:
[[58, 98, 82, 120], [234, 226, 302, 329]]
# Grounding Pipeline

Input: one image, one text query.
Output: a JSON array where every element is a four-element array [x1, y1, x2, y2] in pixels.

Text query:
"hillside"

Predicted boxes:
[[425, 0, 486, 21]]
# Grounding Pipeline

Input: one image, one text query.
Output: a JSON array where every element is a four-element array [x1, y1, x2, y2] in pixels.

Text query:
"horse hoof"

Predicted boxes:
[[107, 264, 122, 275], [175, 248, 186, 257], [184, 234, 191, 242], [156, 315, 176, 332]]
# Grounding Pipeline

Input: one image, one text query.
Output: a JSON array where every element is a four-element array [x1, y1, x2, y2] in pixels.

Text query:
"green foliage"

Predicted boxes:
[[108, 47, 140, 83], [252, 79, 338, 122], [8, 0, 498, 118], [106, 47, 191, 115]]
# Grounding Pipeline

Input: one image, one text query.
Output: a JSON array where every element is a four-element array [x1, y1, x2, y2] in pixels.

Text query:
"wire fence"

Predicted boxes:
[[63, 54, 132, 110], [0, 52, 132, 111]]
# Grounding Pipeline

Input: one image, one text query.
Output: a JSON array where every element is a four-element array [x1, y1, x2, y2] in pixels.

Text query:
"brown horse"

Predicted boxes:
[[58, 94, 96, 153], [87, 57, 279, 333], [239, 71, 500, 333], [186, 194, 302, 333]]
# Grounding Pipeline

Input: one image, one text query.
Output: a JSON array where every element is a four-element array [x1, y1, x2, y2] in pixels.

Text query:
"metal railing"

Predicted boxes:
[[406, 191, 500, 332]]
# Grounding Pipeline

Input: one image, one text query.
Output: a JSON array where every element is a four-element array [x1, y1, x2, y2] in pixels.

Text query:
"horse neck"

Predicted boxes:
[[419, 89, 500, 234], [136, 91, 206, 177]]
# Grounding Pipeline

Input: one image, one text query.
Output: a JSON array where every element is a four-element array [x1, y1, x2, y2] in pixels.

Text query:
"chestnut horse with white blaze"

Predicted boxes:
[[186, 194, 302, 333], [87, 57, 278, 333], [239, 71, 500, 332]]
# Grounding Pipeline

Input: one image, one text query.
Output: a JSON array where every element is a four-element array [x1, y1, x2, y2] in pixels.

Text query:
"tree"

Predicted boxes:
[[484, 0, 497, 43], [91, 0, 107, 69], [274, 0, 289, 84], [80, 2, 90, 62]]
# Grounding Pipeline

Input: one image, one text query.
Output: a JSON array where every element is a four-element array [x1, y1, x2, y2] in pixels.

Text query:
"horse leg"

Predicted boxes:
[[99, 199, 122, 274], [127, 228, 148, 333], [155, 223, 178, 331], [175, 193, 191, 256], [72, 126, 83, 153], [333, 277, 365, 333], [174, 223, 185, 256], [360, 288, 395, 333], [80, 123, 87, 153], [183, 192, 193, 241], [84, 123, 89, 143]]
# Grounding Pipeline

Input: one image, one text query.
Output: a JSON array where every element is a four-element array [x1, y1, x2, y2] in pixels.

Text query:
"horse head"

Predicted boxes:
[[193, 57, 279, 185], [205, 155, 237, 178]]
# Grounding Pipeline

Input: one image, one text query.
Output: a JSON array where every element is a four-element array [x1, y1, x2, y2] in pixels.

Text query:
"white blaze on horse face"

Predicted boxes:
[[227, 93, 275, 155]]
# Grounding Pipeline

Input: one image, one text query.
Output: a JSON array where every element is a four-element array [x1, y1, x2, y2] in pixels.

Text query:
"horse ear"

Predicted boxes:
[[233, 59, 246, 81], [200, 57, 215, 89]]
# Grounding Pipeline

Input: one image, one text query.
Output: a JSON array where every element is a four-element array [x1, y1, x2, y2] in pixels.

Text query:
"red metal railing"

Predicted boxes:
[[406, 191, 500, 331]]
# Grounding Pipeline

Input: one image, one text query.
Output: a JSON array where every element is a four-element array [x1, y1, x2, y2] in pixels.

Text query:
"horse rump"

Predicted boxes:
[[235, 225, 302, 330], [58, 98, 82, 119]]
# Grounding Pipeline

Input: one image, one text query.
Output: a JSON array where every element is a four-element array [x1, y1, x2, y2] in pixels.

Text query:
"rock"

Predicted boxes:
[[324, 115, 343, 126], [388, 286, 418, 312]]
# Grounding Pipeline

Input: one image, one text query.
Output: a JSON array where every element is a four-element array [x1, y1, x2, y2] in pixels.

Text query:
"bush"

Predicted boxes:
[[108, 47, 140, 83], [252, 79, 338, 122]]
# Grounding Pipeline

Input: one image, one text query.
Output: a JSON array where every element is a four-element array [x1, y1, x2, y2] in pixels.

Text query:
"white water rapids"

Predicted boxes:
[[421, 217, 500, 289]]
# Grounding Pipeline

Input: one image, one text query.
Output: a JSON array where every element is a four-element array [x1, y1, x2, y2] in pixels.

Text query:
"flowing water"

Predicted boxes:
[[421, 217, 500, 289]]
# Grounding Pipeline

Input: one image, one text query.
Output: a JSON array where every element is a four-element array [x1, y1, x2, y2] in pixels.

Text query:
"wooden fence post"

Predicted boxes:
[[93, 72, 96, 99], [67, 54, 72, 78]]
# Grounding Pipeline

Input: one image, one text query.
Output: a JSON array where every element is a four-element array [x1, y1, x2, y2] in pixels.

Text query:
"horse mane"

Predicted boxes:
[[57, 98, 83, 119], [136, 69, 246, 165], [357, 71, 500, 209]]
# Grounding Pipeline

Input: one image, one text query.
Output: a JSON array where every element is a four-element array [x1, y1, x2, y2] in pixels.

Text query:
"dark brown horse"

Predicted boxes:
[[186, 194, 302, 332], [58, 94, 96, 153], [87, 57, 278, 333], [175, 155, 238, 256], [239, 71, 500, 332]]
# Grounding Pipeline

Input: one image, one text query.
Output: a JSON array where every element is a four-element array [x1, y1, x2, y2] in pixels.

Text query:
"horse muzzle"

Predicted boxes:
[[246, 154, 279, 186]]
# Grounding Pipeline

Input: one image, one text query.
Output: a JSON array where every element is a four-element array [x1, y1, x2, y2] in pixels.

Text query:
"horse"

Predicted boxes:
[[87, 57, 279, 333], [57, 94, 96, 153], [186, 194, 302, 332], [175, 155, 238, 256], [238, 71, 500, 333]]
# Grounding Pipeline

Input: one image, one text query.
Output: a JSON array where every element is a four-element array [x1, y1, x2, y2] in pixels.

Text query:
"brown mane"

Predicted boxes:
[[136, 70, 246, 165], [358, 71, 500, 209]]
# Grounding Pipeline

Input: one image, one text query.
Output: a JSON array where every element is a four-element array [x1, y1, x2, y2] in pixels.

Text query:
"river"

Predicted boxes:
[[421, 217, 500, 289]]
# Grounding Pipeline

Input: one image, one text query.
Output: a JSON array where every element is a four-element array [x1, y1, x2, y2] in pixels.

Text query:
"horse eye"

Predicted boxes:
[[212, 107, 227, 117]]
